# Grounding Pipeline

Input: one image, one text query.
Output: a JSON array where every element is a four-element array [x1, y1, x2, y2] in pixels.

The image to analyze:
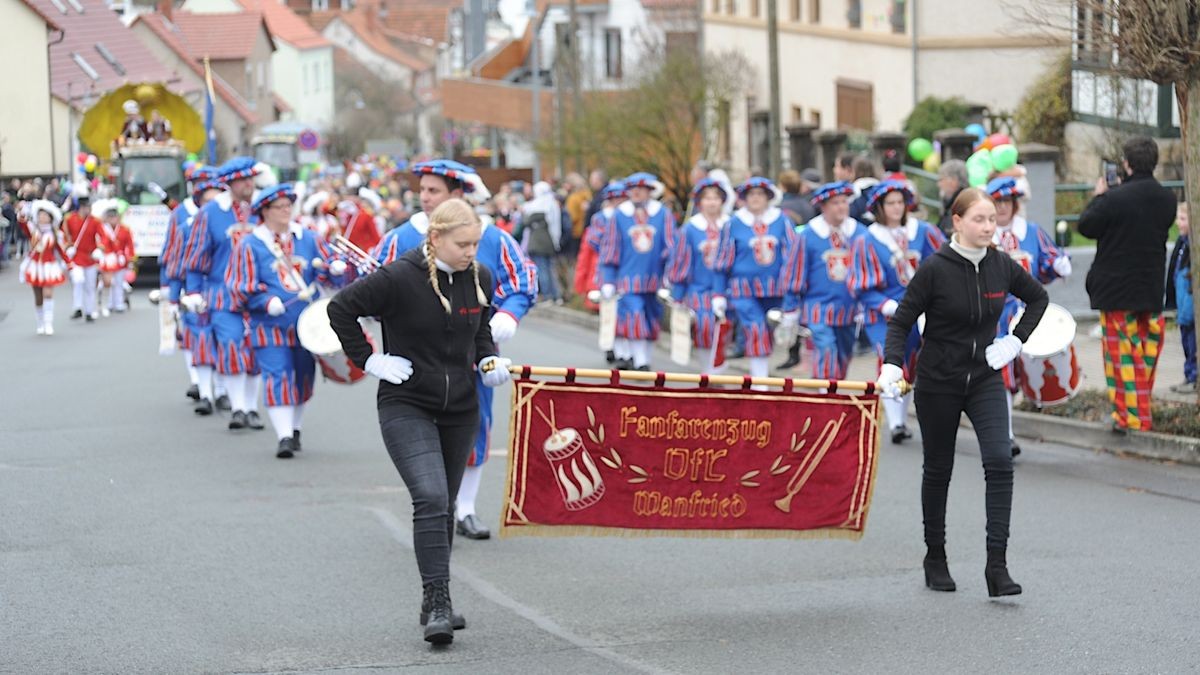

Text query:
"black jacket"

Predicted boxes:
[[327, 248, 496, 423], [1164, 235, 1191, 311], [885, 244, 1049, 395], [1077, 172, 1176, 312]]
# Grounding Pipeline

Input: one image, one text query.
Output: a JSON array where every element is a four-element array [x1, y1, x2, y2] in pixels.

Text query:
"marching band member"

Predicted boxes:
[[848, 180, 946, 443], [96, 201, 135, 314], [599, 172, 675, 371], [666, 177, 730, 374], [707, 177, 796, 382], [782, 182, 866, 380], [20, 200, 70, 335], [62, 196, 101, 321], [336, 188, 382, 255], [327, 198, 511, 644], [576, 181, 626, 319], [162, 167, 217, 402], [372, 159, 536, 541], [878, 187, 1047, 597], [183, 157, 266, 431], [986, 177, 1071, 456], [374, 160, 478, 265], [232, 184, 347, 458]]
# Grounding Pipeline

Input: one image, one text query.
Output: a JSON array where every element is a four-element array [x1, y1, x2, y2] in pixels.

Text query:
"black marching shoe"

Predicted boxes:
[[635, 365, 651, 372], [923, 545, 957, 592], [984, 548, 1022, 597], [186, 384, 200, 401], [194, 398, 214, 416], [276, 436, 296, 459], [246, 411, 264, 430], [71, 309, 83, 320], [613, 358, 634, 371], [292, 430, 302, 452], [215, 394, 232, 411], [420, 591, 467, 630], [891, 425, 913, 444], [1010, 439, 1022, 457], [422, 580, 455, 644], [228, 410, 248, 430], [456, 514, 491, 540], [777, 340, 801, 369], [605, 350, 616, 364]]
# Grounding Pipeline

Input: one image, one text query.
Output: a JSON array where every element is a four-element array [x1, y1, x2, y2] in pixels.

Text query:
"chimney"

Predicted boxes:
[[158, 0, 173, 21]]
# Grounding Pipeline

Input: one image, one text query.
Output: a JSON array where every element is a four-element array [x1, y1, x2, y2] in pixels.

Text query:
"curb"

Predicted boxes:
[[528, 303, 1200, 466]]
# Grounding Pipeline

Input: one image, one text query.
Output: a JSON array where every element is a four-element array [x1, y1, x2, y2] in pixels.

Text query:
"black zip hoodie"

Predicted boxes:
[[885, 243, 1049, 395], [327, 248, 496, 423]]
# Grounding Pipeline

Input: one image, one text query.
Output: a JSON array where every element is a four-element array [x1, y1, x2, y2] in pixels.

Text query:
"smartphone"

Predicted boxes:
[[1102, 160, 1121, 187]]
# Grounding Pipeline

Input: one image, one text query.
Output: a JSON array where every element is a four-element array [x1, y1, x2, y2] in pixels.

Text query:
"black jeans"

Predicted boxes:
[[378, 403, 478, 585], [914, 374, 1013, 551]]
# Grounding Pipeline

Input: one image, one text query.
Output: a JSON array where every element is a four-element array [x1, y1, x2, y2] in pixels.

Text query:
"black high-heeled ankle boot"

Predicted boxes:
[[422, 580, 455, 644], [984, 548, 1022, 597], [923, 544, 956, 592]]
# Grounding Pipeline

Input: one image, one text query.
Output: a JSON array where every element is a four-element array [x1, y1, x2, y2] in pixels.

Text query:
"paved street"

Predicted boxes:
[[2, 271, 1200, 674]]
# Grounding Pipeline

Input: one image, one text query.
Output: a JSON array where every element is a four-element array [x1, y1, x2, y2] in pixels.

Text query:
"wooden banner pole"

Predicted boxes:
[[487, 363, 909, 394]]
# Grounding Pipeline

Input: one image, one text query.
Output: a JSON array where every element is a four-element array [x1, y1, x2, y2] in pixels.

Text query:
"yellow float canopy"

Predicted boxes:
[[78, 82, 204, 156]]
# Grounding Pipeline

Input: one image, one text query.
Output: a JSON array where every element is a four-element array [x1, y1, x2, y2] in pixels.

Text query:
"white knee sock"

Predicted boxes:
[[35, 304, 45, 330], [196, 366, 215, 401], [183, 351, 199, 385], [292, 404, 305, 431], [42, 299, 54, 327], [632, 340, 652, 368], [1005, 390, 1015, 440], [222, 373, 248, 412], [244, 376, 260, 413], [613, 338, 631, 360], [456, 464, 484, 519], [266, 405, 294, 441], [748, 356, 769, 391]]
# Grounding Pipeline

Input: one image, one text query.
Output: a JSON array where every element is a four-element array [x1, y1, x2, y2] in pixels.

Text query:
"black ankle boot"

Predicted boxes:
[[923, 545, 956, 592], [420, 585, 467, 631], [422, 580, 455, 644], [984, 548, 1022, 597]]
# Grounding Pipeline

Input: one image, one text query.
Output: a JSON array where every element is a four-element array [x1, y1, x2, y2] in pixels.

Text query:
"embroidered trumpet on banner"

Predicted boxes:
[[500, 367, 883, 539]]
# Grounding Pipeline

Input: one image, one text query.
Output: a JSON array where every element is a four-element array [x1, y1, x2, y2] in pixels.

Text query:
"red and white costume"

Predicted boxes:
[[20, 203, 69, 287]]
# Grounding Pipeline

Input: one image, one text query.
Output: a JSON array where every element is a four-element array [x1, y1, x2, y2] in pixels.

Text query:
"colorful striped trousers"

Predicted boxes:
[[1100, 311, 1164, 431]]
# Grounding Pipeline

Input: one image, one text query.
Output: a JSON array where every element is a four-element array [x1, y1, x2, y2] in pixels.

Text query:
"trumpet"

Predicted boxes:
[[330, 235, 381, 276]]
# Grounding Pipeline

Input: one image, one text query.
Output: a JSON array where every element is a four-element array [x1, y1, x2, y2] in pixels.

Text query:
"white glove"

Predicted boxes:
[[365, 353, 414, 385], [985, 334, 1023, 370], [656, 287, 672, 302], [181, 293, 206, 313], [266, 296, 285, 317], [489, 311, 519, 344], [91, 248, 103, 262], [1052, 255, 1072, 278], [711, 295, 727, 320], [586, 290, 601, 303], [66, 246, 76, 259], [881, 299, 899, 318], [780, 310, 799, 328], [310, 257, 326, 270], [600, 283, 616, 300], [479, 356, 512, 387], [329, 259, 348, 276], [875, 363, 905, 399]]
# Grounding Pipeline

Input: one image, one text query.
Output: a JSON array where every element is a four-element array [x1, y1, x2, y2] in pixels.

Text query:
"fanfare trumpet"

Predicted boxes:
[[330, 235, 381, 276]]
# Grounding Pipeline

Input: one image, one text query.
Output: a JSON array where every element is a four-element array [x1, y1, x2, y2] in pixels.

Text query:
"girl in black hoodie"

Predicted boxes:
[[877, 188, 1048, 598], [328, 199, 512, 644]]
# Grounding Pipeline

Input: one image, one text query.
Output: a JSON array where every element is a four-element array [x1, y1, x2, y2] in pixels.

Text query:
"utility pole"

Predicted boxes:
[[766, 0, 781, 178], [553, 35, 566, 179], [568, 0, 583, 172], [529, 3, 542, 182]]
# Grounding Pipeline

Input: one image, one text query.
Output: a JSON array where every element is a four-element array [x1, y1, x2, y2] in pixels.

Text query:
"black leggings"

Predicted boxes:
[[378, 403, 478, 585], [914, 374, 1013, 551]]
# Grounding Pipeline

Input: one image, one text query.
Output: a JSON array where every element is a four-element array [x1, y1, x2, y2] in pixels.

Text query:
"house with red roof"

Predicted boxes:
[[0, 0, 62, 176], [183, 0, 335, 129]]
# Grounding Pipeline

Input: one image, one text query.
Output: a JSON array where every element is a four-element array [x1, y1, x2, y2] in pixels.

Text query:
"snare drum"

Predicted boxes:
[[297, 297, 375, 384], [1010, 303, 1082, 407]]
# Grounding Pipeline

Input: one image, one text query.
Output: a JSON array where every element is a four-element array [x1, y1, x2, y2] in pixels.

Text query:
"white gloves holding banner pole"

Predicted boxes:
[[875, 363, 905, 399]]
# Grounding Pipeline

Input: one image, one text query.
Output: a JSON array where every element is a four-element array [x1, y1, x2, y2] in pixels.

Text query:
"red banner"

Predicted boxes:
[[502, 377, 882, 539]]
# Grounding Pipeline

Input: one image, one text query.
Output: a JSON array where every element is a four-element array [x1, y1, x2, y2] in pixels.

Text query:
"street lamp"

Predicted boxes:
[[527, 0, 541, 182]]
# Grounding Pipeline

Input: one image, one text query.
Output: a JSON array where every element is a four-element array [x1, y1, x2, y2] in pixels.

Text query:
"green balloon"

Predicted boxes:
[[991, 144, 1019, 172], [907, 138, 933, 162], [186, 152, 199, 162], [967, 165, 990, 187]]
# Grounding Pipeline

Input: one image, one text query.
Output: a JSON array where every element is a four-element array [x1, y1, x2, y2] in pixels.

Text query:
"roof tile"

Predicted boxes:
[[235, 0, 331, 50], [170, 11, 273, 61]]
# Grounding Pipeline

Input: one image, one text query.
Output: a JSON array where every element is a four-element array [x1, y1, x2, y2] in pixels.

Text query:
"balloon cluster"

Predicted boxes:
[[961, 126, 1020, 187]]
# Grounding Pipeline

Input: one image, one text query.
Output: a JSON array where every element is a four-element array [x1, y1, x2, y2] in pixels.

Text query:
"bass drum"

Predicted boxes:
[[297, 297, 375, 384], [1009, 303, 1082, 407]]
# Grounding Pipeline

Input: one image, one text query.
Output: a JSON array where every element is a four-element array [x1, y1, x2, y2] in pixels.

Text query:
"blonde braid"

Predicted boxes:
[[425, 242, 453, 314], [471, 260, 491, 307]]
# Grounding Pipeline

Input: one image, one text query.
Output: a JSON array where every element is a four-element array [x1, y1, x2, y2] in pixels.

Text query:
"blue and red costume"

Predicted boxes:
[[599, 196, 675, 341], [164, 168, 222, 365], [668, 211, 730, 350], [782, 182, 865, 379]]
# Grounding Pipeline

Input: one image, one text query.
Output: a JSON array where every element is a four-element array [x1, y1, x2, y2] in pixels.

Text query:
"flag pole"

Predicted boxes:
[[484, 363, 904, 394]]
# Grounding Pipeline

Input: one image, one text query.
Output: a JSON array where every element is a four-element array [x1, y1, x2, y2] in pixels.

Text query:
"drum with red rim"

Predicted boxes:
[[1010, 303, 1082, 407], [297, 297, 374, 384]]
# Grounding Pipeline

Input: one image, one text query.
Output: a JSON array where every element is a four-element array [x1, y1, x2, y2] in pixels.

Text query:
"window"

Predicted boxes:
[[717, 99, 732, 163], [258, 62, 267, 97], [303, 63, 309, 94], [724, 0, 736, 15], [836, 79, 873, 130], [311, 0, 327, 9], [846, 0, 861, 28], [751, 0, 760, 17], [1075, 0, 1115, 66], [811, 109, 822, 127], [711, 0, 719, 13], [605, 28, 622, 79], [889, 0, 906, 33], [792, 105, 804, 122], [809, 0, 819, 23], [790, 0, 800, 21], [245, 63, 253, 93]]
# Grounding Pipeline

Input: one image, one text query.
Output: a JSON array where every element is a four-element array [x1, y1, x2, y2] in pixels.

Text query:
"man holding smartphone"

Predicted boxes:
[[1078, 136, 1178, 432]]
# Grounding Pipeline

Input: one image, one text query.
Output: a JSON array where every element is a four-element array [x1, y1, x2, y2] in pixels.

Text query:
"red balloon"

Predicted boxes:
[[76, 152, 88, 164], [987, 133, 1011, 148]]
